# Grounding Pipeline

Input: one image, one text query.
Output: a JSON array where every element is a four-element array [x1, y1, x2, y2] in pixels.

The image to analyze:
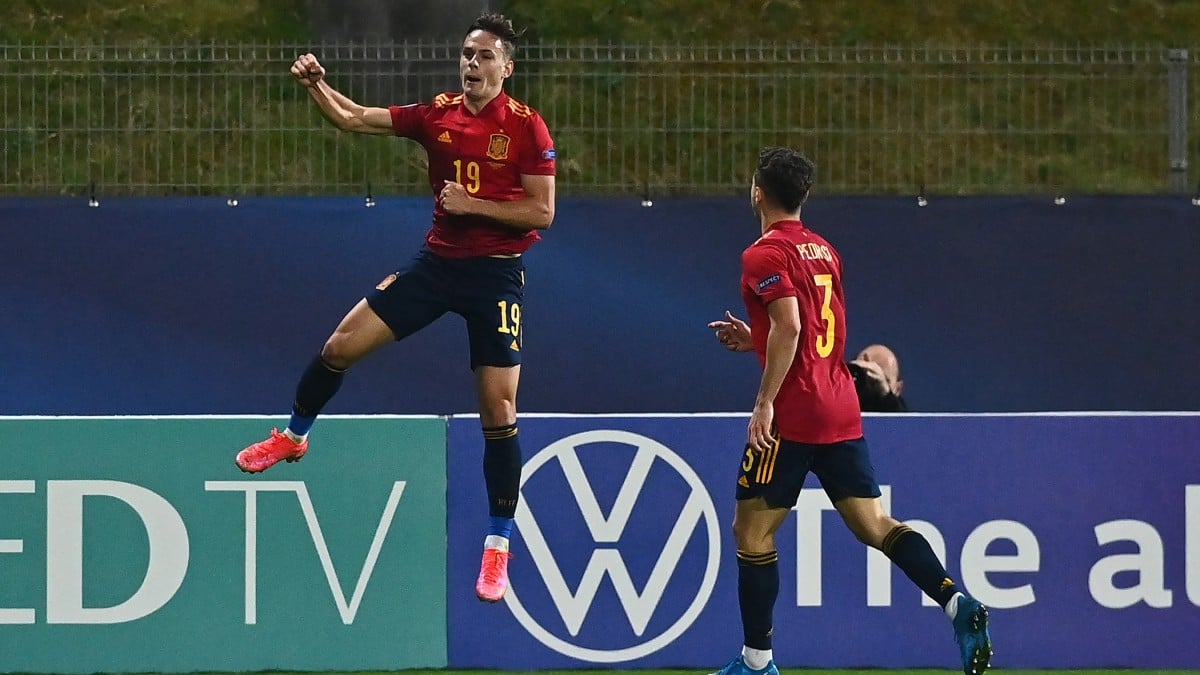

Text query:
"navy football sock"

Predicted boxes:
[[482, 424, 522, 529], [737, 549, 779, 651], [288, 356, 346, 436], [882, 524, 960, 608]]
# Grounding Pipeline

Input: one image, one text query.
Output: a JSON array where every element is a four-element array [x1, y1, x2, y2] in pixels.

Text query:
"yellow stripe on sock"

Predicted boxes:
[[483, 427, 518, 439], [882, 524, 914, 556], [737, 550, 779, 565]]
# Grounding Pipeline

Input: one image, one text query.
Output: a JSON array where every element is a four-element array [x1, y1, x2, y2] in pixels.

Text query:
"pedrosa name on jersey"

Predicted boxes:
[[796, 243, 833, 262]]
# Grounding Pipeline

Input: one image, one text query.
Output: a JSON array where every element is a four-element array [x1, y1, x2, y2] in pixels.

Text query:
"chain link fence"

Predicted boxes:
[[1, 43, 1194, 196]]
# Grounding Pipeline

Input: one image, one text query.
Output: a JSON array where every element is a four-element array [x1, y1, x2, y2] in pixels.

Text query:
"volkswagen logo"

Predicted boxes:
[[506, 429, 720, 662]]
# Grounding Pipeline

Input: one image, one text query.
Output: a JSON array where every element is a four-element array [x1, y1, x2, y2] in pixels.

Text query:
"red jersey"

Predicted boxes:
[[740, 219, 863, 444], [389, 91, 556, 258]]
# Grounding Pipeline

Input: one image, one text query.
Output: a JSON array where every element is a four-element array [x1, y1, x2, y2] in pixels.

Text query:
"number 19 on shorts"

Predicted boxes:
[[497, 300, 521, 338]]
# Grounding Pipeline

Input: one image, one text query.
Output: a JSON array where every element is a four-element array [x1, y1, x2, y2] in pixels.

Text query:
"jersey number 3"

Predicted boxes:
[[813, 274, 835, 358]]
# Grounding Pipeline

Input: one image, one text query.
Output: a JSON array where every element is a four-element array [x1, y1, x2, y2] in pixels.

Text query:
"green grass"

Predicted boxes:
[[0, 0, 306, 43], [503, 0, 1200, 44], [8, 0, 1198, 45], [1, 1, 1199, 195]]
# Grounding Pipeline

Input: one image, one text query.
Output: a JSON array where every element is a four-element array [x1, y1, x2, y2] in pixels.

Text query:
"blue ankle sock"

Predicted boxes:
[[488, 516, 514, 539], [288, 413, 316, 437]]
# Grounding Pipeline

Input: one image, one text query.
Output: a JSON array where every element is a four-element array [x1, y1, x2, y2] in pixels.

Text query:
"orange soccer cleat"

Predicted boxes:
[[235, 428, 308, 473], [475, 547, 513, 603]]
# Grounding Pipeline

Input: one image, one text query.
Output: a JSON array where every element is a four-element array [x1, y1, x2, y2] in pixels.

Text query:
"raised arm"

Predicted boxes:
[[291, 53, 393, 135]]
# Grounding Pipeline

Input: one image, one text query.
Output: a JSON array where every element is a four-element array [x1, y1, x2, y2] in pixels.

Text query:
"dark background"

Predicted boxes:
[[1, 195, 1196, 414]]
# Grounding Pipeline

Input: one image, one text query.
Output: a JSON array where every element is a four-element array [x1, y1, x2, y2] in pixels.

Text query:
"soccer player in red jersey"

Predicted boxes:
[[706, 148, 991, 675], [234, 13, 555, 604]]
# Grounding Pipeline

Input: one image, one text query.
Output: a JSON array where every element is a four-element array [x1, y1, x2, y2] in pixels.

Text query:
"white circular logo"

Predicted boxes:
[[506, 429, 720, 663]]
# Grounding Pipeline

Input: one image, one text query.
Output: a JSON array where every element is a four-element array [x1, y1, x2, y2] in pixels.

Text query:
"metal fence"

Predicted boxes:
[[1, 43, 1195, 196]]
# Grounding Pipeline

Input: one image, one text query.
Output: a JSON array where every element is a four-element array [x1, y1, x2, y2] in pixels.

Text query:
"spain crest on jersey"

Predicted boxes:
[[487, 133, 511, 160]]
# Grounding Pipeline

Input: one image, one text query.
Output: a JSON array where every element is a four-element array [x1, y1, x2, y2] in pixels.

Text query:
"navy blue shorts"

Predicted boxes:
[[365, 249, 525, 369], [736, 436, 882, 508]]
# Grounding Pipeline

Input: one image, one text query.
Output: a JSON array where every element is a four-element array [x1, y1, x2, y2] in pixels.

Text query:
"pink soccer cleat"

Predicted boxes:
[[235, 428, 308, 473], [475, 547, 513, 603]]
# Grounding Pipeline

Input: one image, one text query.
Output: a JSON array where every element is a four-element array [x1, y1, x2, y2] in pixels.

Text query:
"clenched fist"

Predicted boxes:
[[440, 181, 475, 215], [291, 53, 325, 87]]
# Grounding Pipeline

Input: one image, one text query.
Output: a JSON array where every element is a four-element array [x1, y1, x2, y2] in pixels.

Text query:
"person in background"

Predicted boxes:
[[848, 343, 907, 412]]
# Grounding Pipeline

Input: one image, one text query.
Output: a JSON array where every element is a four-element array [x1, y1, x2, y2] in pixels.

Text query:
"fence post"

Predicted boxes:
[[1167, 48, 1189, 194]]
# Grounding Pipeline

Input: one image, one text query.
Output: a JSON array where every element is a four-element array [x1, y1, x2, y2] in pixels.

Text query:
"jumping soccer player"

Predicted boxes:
[[707, 147, 991, 675], [234, 12, 555, 604]]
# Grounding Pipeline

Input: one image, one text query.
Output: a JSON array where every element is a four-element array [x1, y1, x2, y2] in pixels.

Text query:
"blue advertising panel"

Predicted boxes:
[[3, 196, 1198, 416], [446, 413, 1200, 670]]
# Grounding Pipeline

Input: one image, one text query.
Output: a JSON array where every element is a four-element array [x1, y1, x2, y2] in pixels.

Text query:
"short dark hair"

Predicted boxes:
[[466, 12, 523, 59], [754, 147, 816, 212]]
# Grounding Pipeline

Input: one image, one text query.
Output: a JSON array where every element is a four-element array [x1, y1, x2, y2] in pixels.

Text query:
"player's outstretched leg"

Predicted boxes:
[[952, 595, 993, 675], [235, 354, 347, 473], [235, 427, 308, 473], [709, 655, 779, 675]]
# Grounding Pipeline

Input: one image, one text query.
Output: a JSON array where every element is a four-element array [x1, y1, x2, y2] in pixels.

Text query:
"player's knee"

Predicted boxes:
[[731, 521, 772, 553], [478, 396, 516, 427], [320, 335, 358, 370]]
